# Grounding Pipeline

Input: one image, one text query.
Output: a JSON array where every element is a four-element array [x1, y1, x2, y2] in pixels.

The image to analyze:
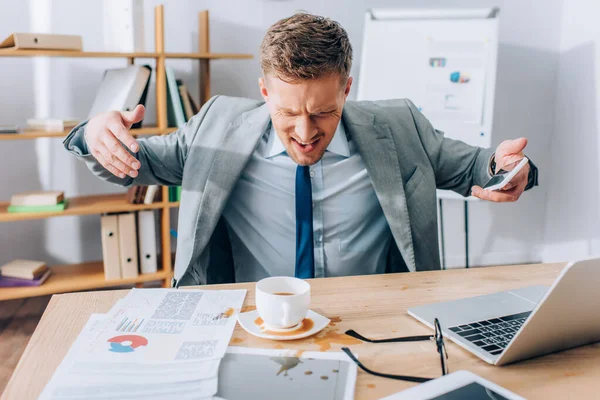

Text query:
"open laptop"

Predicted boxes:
[[408, 257, 600, 366]]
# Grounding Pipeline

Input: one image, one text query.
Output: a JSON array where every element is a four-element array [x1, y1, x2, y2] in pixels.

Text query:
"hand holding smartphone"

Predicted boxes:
[[482, 157, 529, 191]]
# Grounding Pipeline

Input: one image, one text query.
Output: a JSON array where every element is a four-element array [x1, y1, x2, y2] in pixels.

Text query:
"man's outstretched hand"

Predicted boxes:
[[84, 104, 145, 179], [471, 137, 530, 203]]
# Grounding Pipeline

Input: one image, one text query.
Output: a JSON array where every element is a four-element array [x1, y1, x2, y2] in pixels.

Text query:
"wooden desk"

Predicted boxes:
[[3, 263, 600, 399]]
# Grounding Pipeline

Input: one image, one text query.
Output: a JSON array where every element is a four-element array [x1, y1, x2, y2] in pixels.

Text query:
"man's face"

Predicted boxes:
[[259, 74, 352, 166]]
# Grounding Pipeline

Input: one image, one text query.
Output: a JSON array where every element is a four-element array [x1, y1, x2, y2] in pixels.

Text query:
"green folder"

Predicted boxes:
[[7, 200, 68, 213]]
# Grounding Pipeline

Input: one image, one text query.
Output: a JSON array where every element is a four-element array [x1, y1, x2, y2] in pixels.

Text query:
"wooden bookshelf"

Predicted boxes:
[[0, 261, 170, 301], [0, 127, 177, 141], [0, 4, 252, 300], [0, 193, 179, 222], [0, 50, 253, 60], [165, 52, 253, 59]]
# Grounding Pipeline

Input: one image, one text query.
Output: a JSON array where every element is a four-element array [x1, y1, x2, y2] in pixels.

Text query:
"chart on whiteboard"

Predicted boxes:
[[421, 38, 488, 126]]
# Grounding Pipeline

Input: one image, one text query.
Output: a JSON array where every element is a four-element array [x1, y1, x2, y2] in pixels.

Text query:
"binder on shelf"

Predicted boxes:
[[100, 215, 121, 280], [137, 210, 158, 274], [118, 212, 139, 278], [102, 0, 145, 53], [88, 65, 152, 126]]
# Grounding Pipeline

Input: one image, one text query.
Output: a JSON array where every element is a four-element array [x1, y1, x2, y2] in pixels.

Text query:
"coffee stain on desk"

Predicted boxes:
[[367, 384, 376, 389], [255, 318, 316, 337], [312, 329, 362, 351], [241, 305, 257, 313], [328, 316, 342, 326], [230, 337, 244, 344]]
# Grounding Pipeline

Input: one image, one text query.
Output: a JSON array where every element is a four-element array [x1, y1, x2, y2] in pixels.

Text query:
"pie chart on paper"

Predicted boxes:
[[107, 335, 148, 353]]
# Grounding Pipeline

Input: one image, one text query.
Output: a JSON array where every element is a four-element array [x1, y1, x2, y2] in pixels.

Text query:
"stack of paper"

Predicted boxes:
[[38, 288, 246, 400]]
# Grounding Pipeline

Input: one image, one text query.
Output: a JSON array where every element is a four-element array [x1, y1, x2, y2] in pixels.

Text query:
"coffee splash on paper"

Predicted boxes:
[[223, 308, 234, 317], [271, 356, 302, 376]]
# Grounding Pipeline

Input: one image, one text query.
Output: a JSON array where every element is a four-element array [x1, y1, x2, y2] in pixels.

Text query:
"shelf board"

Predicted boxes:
[[0, 193, 180, 222], [165, 52, 253, 60], [0, 127, 175, 141], [0, 49, 253, 60], [0, 50, 160, 58], [0, 261, 169, 301]]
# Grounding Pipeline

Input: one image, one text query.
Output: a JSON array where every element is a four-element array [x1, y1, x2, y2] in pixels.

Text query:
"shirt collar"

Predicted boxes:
[[265, 121, 350, 159]]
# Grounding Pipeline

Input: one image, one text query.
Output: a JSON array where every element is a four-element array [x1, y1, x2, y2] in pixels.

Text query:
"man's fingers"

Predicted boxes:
[[91, 149, 127, 179], [96, 142, 138, 178], [101, 134, 141, 175], [471, 185, 520, 202], [109, 122, 139, 153], [121, 105, 145, 127], [498, 137, 528, 158]]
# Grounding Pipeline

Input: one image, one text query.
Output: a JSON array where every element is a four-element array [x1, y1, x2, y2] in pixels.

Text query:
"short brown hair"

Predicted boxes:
[[260, 13, 353, 83]]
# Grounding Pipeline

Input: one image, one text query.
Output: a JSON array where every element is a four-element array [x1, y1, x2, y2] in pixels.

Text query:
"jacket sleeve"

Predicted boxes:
[[405, 99, 538, 196], [63, 95, 220, 187]]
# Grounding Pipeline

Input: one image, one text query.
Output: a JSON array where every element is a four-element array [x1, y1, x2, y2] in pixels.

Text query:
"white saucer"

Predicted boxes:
[[237, 309, 330, 341]]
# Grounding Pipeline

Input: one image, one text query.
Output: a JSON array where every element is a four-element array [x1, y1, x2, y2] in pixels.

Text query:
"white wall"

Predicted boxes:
[[0, 0, 564, 269], [541, 2, 600, 262]]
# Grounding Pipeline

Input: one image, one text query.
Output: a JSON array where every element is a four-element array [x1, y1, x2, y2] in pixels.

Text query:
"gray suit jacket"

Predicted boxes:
[[64, 96, 537, 286]]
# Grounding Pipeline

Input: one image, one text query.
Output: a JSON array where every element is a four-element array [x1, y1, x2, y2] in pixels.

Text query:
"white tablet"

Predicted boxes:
[[380, 370, 526, 400]]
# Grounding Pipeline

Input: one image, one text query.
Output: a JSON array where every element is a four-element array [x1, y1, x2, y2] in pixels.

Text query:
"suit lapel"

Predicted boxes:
[[194, 103, 271, 254], [343, 102, 416, 272]]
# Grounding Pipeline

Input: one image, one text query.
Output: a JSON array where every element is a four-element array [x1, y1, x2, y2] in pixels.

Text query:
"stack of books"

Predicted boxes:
[[8, 191, 68, 213], [0, 259, 51, 287]]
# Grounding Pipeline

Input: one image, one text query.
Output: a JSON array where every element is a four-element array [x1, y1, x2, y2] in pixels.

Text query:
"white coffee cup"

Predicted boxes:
[[255, 276, 311, 329]]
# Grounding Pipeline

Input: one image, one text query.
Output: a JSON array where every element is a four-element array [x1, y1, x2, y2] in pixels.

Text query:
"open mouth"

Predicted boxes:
[[292, 137, 321, 153]]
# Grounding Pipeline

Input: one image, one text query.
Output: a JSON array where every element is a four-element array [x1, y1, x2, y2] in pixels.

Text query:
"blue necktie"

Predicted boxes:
[[295, 165, 315, 278]]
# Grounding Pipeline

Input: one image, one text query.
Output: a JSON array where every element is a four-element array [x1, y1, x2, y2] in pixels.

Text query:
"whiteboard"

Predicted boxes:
[[356, 8, 500, 150]]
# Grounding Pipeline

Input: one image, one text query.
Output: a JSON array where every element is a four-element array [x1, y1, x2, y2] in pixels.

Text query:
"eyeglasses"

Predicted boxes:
[[341, 318, 448, 383]]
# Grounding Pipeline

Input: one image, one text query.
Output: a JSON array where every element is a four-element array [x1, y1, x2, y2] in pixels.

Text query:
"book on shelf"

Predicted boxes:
[[25, 118, 79, 132], [10, 190, 65, 206], [125, 185, 162, 204], [0, 259, 47, 280], [7, 200, 68, 213], [166, 67, 186, 128], [0, 269, 51, 287], [168, 186, 182, 202], [0, 125, 20, 134], [178, 81, 195, 121]]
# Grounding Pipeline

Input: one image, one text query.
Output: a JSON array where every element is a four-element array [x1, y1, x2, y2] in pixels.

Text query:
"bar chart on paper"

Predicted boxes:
[[116, 317, 144, 333]]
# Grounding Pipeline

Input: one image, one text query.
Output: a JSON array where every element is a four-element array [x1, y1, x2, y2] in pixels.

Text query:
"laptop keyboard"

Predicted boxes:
[[448, 311, 532, 356]]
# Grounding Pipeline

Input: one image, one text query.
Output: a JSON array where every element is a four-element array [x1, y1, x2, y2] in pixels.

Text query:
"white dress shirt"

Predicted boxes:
[[221, 121, 393, 282]]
